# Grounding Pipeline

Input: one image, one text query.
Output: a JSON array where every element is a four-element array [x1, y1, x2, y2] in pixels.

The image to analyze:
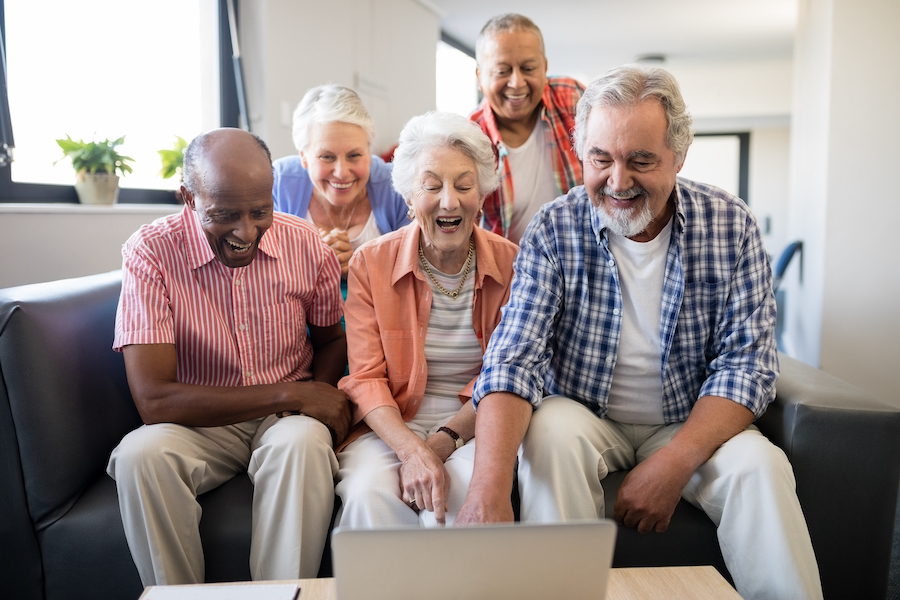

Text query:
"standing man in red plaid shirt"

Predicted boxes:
[[470, 13, 584, 243]]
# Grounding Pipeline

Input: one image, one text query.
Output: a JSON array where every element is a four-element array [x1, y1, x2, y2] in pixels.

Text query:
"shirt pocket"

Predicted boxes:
[[673, 281, 721, 367], [263, 300, 305, 357], [380, 329, 414, 385]]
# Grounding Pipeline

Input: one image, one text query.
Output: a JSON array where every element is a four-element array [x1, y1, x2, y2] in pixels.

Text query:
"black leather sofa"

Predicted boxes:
[[2, 270, 899, 600]]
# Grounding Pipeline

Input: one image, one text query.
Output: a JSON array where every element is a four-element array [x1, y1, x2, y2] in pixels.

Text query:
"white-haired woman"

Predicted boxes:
[[273, 85, 407, 285], [335, 111, 518, 528]]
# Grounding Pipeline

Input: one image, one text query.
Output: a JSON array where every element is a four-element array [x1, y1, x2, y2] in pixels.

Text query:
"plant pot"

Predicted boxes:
[[74, 171, 120, 205]]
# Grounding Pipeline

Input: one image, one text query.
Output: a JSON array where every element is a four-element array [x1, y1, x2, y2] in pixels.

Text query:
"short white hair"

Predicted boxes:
[[475, 13, 545, 64], [391, 111, 499, 201], [291, 85, 375, 153], [575, 64, 693, 165]]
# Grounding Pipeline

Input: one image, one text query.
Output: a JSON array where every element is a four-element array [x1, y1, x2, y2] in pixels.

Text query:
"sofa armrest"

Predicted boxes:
[[0, 271, 141, 530], [756, 353, 900, 600]]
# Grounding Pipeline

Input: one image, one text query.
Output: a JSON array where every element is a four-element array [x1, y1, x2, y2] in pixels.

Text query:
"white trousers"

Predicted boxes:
[[335, 424, 476, 528], [518, 396, 823, 600], [107, 414, 338, 585]]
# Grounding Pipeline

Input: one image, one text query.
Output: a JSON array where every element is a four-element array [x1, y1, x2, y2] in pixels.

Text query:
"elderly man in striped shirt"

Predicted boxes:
[[107, 128, 351, 586], [458, 65, 823, 600]]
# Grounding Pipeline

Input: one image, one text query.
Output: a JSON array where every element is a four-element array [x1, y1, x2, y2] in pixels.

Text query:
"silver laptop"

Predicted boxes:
[[331, 520, 616, 600]]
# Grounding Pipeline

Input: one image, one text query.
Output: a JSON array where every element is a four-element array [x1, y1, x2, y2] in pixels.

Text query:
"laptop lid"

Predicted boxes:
[[331, 520, 616, 600]]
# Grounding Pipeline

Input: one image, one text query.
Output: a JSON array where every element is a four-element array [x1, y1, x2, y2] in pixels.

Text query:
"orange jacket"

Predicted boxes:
[[338, 223, 518, 449]]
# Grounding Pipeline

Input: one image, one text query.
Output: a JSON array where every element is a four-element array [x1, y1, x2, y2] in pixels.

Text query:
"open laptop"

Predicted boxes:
[[331, 520, 616, 600]]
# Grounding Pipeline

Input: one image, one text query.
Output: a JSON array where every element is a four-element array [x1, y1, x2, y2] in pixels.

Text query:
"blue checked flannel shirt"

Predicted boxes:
[[473, 178, 779, 423]]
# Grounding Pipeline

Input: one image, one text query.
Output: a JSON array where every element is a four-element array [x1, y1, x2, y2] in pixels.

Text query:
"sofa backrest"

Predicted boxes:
[[0, 270, 141, 532]]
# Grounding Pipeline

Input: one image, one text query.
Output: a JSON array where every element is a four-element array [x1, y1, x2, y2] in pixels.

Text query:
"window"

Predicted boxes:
[[436, 34, 478, 117], [0, 0, 243, 203], [679, 133, 749, 201]]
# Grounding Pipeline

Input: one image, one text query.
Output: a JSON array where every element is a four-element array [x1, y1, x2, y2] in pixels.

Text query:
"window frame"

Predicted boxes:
[[0, 0, 244, 204], [692, 131, 750, 203]]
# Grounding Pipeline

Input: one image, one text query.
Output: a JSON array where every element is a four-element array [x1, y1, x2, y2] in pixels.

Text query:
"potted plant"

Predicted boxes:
[[157, 135, 188, 202], [55, 135, 134, 204]]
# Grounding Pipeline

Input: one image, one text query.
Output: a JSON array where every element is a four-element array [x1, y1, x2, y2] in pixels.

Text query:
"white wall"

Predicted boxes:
[[670, 58, 793, 125], [239, 0, 440, 161], [0, 205, 179, 289], [665, 59, 793, 256], [787, 0, 900, 401], [750, 127, 792, 258]]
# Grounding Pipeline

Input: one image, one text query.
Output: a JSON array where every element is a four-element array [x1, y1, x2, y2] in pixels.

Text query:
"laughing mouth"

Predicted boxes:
[[436, 216, 463, 230], [329, 181, 353, 190], [603, 187, 647, 202], [226, 239, 252, 253]]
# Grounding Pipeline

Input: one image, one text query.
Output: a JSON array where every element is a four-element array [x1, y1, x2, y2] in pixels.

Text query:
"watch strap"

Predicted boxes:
[[438, 426, 464, 450]]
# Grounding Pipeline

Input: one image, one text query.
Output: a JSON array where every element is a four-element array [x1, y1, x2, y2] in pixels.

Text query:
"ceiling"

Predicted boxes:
[[428, 0, 798, 83]]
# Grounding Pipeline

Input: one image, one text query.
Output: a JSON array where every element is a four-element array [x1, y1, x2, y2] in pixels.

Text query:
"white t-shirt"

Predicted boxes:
[[605, 217, 674, 424], [505, 121, 558, 244], [349, 210, 381, 251]]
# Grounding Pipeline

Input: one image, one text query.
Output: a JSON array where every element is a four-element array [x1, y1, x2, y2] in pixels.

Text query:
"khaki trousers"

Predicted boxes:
[[517, 395, 823, 600], [107, 414, 338, 585]]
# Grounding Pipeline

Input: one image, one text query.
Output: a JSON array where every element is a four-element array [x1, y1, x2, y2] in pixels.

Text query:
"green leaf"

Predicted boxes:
[[54, 134, 135, 177], [157, 135, 188, 180]]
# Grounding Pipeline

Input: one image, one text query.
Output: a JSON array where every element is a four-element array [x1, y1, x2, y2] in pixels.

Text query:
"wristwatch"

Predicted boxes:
[[438, 426, 464, 450]]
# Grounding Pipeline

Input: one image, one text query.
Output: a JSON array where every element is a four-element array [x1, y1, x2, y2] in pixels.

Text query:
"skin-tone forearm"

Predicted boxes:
[[425, 400, 476, 462], [308, 322, 348, 387], [123, 321, 351, 443], [456, 392, 533, 524], [613, 395, 754, 533]]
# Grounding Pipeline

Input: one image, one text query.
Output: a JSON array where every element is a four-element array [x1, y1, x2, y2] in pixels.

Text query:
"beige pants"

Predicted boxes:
[[518, 395, 823, 600], [107, 414, 338, 585]]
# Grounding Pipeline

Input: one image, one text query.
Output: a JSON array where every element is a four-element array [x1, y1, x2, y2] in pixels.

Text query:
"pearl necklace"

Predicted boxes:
[[418, 238, 475, 299]]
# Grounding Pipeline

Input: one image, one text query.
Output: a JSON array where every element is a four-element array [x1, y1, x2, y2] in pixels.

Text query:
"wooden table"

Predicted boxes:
[[606, 566, 743, 600], [141, 566, 743, 600]]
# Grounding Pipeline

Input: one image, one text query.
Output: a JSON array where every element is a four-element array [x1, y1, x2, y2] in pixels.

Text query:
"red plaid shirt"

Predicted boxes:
[[470, 76, 585, 238]]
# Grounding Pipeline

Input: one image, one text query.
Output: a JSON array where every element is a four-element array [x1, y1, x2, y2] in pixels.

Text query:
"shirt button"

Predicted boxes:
[[239, 324, 246, 331], [612, 309, 620, 316], [235, 279, 242, 285], [605, 356, 614, 364], [608, 259, 615, 267]]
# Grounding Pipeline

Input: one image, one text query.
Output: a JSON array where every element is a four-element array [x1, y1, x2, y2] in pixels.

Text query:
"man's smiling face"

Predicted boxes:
[[183, 130, 275, 269], [476, 29, 548, 128]]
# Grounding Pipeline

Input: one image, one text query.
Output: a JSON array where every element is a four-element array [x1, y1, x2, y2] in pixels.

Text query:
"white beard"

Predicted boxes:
[[597, 190, 654, 238]]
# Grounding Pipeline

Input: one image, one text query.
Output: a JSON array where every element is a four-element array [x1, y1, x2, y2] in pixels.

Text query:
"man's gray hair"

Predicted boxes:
[[182, 129, 272, 195], [574, 64, 693, 165], [391, 111, 499, 201], [291, 85, 376, 153], [475, 13, 545, 63]]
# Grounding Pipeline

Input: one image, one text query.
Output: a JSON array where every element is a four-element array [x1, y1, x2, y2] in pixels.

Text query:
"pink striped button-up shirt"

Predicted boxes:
[[114, 206, 343, 387]]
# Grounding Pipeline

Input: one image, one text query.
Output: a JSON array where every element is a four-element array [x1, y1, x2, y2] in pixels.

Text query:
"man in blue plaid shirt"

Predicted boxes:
[[456, 65, 822, 600]]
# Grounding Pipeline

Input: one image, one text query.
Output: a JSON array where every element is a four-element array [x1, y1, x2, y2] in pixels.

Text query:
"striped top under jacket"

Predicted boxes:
[[114, 206, 343, 387]]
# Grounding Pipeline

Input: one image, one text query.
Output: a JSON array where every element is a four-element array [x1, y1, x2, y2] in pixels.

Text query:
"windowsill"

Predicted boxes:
[[0, 203, 181, 215]]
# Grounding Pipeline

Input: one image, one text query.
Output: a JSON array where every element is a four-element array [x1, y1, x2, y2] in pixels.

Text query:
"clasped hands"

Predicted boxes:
[[320, 228, 352, 276], [276, 381, 352, 448]]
